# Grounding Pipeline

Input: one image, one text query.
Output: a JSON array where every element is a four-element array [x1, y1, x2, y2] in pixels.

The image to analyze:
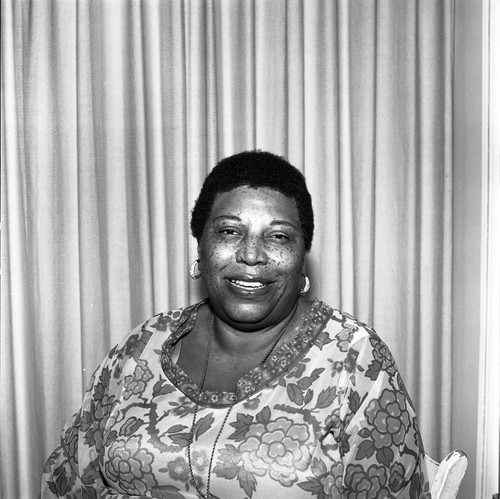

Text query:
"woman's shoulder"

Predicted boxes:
[[142, 302, 198, 334], [312, 299, 387, 353], [110, 300, 206, 363], [314, 300, 401, 382], [312, 299, 376, 336], [330, 308, 377, 338]]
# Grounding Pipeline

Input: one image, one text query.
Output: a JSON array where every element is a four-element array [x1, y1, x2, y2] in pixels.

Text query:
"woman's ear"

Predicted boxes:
[[196, 244, 202, 271]]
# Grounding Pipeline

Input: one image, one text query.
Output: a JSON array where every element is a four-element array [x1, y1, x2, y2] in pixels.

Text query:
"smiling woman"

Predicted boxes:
[[41, 151, 430, 498], [199, 186, 306, 330]]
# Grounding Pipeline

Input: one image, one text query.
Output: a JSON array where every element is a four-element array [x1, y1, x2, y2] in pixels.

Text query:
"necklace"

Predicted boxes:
[[187, 313, 294, 498]]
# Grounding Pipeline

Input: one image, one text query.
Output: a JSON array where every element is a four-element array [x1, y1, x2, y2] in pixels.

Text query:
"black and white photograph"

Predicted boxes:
[[1, 1, 498, 498]]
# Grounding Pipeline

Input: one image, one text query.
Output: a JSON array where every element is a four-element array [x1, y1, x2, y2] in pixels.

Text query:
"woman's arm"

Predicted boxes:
[[41, 325, 151, 497], [338, 328, 430, 498]]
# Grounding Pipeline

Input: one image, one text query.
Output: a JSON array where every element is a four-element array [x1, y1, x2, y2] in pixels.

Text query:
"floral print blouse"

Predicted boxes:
[[41, 299, 430, 498]]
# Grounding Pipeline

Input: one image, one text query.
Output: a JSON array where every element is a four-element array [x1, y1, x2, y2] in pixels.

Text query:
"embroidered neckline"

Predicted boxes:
[[156, 299, 333, 407]]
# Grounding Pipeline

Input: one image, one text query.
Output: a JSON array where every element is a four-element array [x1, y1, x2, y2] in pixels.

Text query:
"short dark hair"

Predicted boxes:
[[191, 150, 314, 251]]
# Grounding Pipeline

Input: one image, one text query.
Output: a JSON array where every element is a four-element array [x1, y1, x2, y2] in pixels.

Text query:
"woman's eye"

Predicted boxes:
[[219, 228, 240, 236], [269, 233, 290, 242]]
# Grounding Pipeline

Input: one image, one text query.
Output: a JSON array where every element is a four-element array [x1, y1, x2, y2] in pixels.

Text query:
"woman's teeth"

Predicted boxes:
[[230, 279, 267, 289]]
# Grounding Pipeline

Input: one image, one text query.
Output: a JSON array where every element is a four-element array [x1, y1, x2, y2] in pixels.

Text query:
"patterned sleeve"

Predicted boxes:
[[40, 324, 152, 498], [338, 327, 430, 498]]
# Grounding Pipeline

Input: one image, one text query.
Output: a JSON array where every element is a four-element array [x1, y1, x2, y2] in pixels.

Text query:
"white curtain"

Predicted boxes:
[[0, 1, 453, 497]]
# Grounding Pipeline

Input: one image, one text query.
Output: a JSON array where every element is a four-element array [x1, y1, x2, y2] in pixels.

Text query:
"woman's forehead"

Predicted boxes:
[[209, 186, 300, 222]]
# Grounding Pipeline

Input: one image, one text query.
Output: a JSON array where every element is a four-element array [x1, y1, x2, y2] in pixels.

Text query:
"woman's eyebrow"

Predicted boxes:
[[270, 220, 300, 231], [213, 215, 241, 223], [213, 216, 300, 231]]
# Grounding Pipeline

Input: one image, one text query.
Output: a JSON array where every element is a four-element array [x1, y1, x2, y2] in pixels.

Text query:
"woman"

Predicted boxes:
[[42, 151, 429, 498]]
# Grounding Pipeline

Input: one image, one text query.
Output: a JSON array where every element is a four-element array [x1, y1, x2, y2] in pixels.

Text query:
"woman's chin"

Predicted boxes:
[[222, 306, 274, 329], [213, 298, 298, 332]]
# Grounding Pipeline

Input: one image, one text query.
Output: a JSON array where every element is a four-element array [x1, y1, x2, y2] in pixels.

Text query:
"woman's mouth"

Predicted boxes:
[[228, 279, 268, 290]]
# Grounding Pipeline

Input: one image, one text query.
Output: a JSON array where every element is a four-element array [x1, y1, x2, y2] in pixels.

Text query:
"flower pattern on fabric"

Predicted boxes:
[[357, 388, 412, 466], [388, 462, 407, 494], [150, 309, 184, 332], [366, 335, 398, 379], [238, 416, 312, 486], [104, 435, 157, 495], [119, 416, 144, 437], [166, 456, 190, 482], [344, 463, 390, 498], [322, 408, 351, 458], [170, 395, 198, 418], [80, 367, 119, 449], [411, 469, 433, 499], [123, 359, 154, 400], [297, 459, 343, 498], [41, 299, 430, 498], [336, 327, 355, 352], [344, 348, 360, 373], [112, 331, 154, 379], [288, 360, 308, 379], [190, 450, 210, 473], [62, 418, 80, 463]]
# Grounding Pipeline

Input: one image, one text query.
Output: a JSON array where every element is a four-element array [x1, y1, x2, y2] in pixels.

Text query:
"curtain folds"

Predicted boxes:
[[0, 1, 453, 497]]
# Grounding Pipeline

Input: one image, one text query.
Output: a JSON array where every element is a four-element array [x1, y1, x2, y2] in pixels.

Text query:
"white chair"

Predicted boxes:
[[425, 450, 468, 498]]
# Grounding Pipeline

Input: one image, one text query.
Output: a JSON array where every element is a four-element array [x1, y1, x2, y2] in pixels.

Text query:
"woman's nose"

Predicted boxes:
[[236, 235, 268, 265]]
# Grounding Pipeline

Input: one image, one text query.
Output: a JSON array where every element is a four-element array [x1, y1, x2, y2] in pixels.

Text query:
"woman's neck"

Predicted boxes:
[[210, 298, 308, 358]]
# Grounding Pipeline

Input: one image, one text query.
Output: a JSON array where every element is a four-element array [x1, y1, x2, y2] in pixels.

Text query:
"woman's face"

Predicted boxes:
[[199, 186, 306, 331]]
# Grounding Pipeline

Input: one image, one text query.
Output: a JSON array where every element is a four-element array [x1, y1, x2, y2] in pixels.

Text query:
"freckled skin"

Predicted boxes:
[[178, 186, 311, 390], [198, 186, 306, 332]]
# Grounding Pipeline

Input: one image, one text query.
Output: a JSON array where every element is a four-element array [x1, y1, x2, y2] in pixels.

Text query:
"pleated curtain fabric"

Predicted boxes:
[[0, 1, 453, 497]]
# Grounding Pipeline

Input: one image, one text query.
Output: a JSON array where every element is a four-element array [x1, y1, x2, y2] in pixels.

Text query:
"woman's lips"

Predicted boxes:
[[225, 276, 274, 293], [228, 279, 268, 290]]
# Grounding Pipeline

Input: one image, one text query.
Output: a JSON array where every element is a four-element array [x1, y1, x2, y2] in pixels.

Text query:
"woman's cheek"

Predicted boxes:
[[204, 242, 236, 269], [271, 246, 302, 267]]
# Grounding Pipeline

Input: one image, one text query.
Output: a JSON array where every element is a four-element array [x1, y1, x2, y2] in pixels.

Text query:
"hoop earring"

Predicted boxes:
[[189, 259, 201, 280], [300, 275, 310, 294]]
